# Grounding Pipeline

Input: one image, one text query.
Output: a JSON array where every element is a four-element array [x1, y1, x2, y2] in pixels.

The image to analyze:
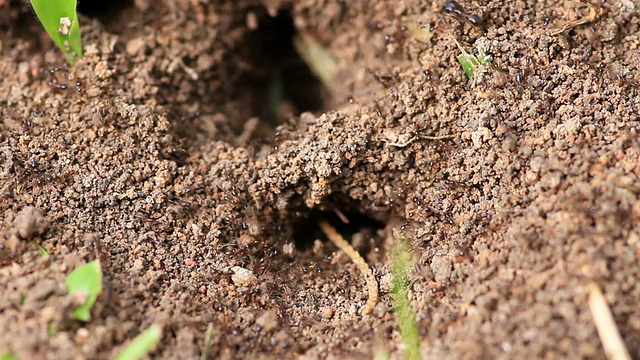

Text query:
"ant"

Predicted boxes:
[[43, 66, 70, 91], [366, 68, 398, 89], [443, 1, 482, 26], [42, 65, 83, 92]]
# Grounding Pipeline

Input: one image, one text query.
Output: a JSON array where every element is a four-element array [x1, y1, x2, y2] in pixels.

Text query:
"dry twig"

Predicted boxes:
[[319, 221, 379, 315], [588, 283, 631, 360], [552, 0, 604, 35]]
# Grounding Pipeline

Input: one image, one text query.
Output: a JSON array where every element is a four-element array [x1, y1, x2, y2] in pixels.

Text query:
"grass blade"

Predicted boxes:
[[390, 237, 421, 360], [450, 34, 490, 78], [0, 352, 17, 360], [115, 325, 162, 360], [30, 0, 83, 64]]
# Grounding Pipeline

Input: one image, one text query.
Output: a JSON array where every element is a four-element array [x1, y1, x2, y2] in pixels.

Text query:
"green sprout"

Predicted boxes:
[[30, 0, 83, 64], [390, 237, 420, 360], [115, 325, 162, 360], [451, 36, 490, 78], [33, 242, 50, 258], [0, 352, 17, 360], [65, 260, 102, 321], [48, 322, 57, 337]]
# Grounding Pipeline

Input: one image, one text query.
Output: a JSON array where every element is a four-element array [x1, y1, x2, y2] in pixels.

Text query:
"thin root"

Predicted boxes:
[[552, 0, 604, 35], [319, 221, 379, 315], [384, 134, 456, 148], [421, 134, 457, 141], [588, 283, 631, 360]]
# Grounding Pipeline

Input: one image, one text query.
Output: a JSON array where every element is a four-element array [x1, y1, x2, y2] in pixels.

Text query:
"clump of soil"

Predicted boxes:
[[1, 0, 639, 358]]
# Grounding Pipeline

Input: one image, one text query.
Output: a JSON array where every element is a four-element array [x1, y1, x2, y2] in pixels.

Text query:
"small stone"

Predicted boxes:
[[373, 302, 389, 318], [31, 279, 56, 300], [319, 306, 335, 319], [430, 255, 452, 283], [312, 240, 324, 255], [40, 306, 56, 323], [282, 242, 294, 256], [246, 11, 258, 30], [126, 38, 146, 57], [14, 206, 48, 239], [75, 328, 90, 344], [502, 135, 517, 153], [230, 266, 258, 286], [379, 272, 394, 293], [237, 234, 253, 246], [471, 126, 492, 148], [256, 310, 278, 332], [185, 259, 196, 266]]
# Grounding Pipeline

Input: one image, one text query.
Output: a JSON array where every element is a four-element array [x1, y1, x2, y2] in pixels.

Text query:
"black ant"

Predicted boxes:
[[373, 100, 384, 117], [43, 66, 70, 91], [273, 129, 293, 151], [453, 239, 474, 263], [443, 1, 483, 26], [515, 57, 534, 86], [366, 68, 398, 89]]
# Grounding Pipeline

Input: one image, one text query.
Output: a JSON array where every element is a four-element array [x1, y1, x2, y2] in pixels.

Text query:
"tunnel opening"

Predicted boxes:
[[234, 8, 330, 129], [291, 207, 386, 252], [77, 0, 134, 21]]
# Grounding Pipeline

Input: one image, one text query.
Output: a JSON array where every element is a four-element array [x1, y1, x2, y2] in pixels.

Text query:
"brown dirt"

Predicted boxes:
[[1, 0, 640, 358]]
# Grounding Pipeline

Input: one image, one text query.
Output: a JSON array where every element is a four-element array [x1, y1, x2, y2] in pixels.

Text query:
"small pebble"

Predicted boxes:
[[320, 306, 335, 319], [379, 273, 394, 293], [256, 310, 278, 332], [14, 206, 48, 239], [282, 242, 294, 256], [75, 328, 90, 344], [230, 266, 258, 286], [126, 38, 146, 56], [373, 302, 389, 318]]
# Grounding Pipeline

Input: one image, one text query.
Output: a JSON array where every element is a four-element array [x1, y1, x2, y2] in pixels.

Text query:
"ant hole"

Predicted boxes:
[[77, 0, 160, 35], [77, 0, 134, 20], [291, 208, 385, 252], [232, 8, 330, 131]]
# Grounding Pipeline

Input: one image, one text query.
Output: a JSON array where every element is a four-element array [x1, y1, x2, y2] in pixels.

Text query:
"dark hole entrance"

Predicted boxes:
[[77, 0, 134, 19], [292, 208, 385, 251], [238, 9, 329, 128], [78, 0, 153, 36]]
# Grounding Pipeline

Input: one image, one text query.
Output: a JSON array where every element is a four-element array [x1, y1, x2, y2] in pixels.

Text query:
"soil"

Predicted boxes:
[[1, 0, 640, 359]]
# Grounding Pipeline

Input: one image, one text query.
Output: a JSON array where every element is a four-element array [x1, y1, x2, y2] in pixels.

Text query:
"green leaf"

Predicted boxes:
[[115, 325, 162, 360], [48, 322, 57, 337], [65, 260, 102, 321], [457, 53, 478, 78], [0, 352, 18, 360], [33, 242, 50, 258], [30, 0, 83, 64], [451, 35, 490, 79], [477, 49, 490, 66]]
